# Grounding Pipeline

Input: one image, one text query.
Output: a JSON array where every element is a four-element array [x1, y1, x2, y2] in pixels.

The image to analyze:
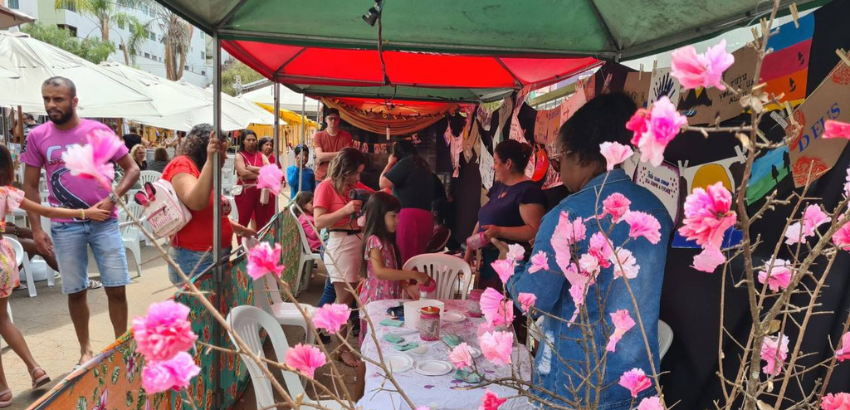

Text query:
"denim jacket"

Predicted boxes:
[[508, 169, 673, 410]]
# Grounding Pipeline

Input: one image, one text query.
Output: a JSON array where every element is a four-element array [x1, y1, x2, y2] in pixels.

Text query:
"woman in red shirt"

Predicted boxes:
[[234, 130, 275, 231], [162, 124, 256, 285]]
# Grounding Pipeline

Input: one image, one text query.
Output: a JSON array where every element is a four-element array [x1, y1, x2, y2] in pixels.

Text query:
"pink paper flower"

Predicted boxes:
[[141, 351, 201, 393], [757, 258, 793, 292], [578, 253, 600, 277], [132, 301, 197, 362], [479, 331, 513, 366], [618, 368, 652, 398], [62, 129, 124, 190], [257, 164, 284, 196], [491, 259, 516, 284], [607, 309, 636, 352], [589, 232, 613, 269], [678, 182, 736, 249], [528, 251, 549, 273], [637, 396, 664, 410], [627, 97, 688, 167], [623, 211, 662, 244], [246, 242, 284, 280], [284, 343, 326, 379], [506, 243, 525, 262], [761, 333, 789, 376], [835, 332, 850, 362], [480, 287, 514, 327], [554, 212, 586, 246], [312, 303, 350, 335], [785, 204, 830, 245], [479, 389, 507, 410], [601, 193, 631, 223], [825, 120, 850, 139], [600, 142, 634, 171], [670, 39, 735, 91], [449, 342, 474, 369], [693, 247, 726, 273], [517, 293, 537, 314], [610, 247, 640, 279], [833, 221, 850, 251], [821, 393, 850, 410], [845, 167, 850, 198]]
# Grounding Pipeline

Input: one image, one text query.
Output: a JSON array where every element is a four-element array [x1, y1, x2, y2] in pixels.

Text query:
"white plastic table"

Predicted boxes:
[[357, 299, 532, 410]]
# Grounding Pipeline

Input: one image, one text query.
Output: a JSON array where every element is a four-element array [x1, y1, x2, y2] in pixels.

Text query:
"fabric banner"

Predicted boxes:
[[322, 98, 454, 136]]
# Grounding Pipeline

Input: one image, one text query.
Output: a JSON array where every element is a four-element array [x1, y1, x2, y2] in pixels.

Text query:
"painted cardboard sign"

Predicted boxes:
[[622, 71, 651, 108], [634, 161, 681, 221], [648, 67, 681, 108], [678, 46, 758, 125]]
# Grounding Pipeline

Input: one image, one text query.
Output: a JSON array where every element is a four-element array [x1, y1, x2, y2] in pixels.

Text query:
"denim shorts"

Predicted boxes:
[[168, 246, 231, 285], [51, 219, 131, 294]]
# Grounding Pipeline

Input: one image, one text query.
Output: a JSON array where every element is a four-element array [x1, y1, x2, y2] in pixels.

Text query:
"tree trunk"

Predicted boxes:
[[100, 15, 109, 42], [121, 39, 130, 65]]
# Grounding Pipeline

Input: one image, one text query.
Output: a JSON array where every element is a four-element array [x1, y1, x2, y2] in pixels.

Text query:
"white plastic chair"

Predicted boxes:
[[288, 205, 321, 297], [658, 319, 674, 361], [6, 237, 36, 298], [119, 203, 145, 277], [227, 306, 343, 410], [252, 271, 316, 346], [402, 253, 473, 300], [138, 170, 162, 186], [226, 196, 239, 221]]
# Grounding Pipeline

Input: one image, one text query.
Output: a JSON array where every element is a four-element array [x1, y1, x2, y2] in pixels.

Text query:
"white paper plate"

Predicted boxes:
[[410, 345, 429, 355], [443, 312, 466, 323], [413, 360, 454, 376], [468, 347, 482, 359], [385, 354, 413, 373]]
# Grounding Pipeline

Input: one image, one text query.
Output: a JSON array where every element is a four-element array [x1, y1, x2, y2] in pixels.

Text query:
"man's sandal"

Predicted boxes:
[[31, 367, 50, 389]]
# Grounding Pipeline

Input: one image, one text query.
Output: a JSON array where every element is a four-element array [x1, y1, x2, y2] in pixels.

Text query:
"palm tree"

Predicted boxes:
[[153, 6, 193, 81], [54, 0, 150, 65]]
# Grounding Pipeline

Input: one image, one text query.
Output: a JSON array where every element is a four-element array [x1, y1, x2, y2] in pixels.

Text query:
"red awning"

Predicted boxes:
[[224, 40, 600, 90]]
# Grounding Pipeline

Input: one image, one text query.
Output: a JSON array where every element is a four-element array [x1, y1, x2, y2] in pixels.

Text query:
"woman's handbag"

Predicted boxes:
[[134, 181, 192, 238]]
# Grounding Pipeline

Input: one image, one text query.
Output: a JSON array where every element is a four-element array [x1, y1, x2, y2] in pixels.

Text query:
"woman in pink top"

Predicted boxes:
[[234, 130, 275, 231]]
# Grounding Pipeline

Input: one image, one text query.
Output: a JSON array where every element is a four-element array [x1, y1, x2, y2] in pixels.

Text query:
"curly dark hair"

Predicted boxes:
[[327, 147, 367, 193], [494, 139, 533, 174], [557, 92, 636, 166], [183, 123, 215, 169]]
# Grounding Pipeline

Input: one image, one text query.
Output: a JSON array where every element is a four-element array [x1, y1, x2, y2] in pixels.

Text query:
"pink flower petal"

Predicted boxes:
[[600, 142, 634, 171], [757, 258, 793, 292], [479, 389, 507, 410], [247, 242, 284, 280], [835, 332, 850, 362], [601, 193, 631, 223], [257, 164, 284, 196], [623, 211, 662, 244], [761, 333, 789, 376], [833, 220, 850, 251], [678, 182, 736, 249], [692, 247, 726, 273], [607, 309, 636, 352], [506, 244, 525, 262], [630, 97, 688, 167], [62, 129, 125, 190], [517, 293, 537, 314], [479, 331, 513, 366], [821, 393, 850, 410], [132, 301, 197, 362], [142, 351, 200, 394], [637, 396, 664, 410], [490, 259, 516, 285], [449, 342, 473, 369], [618, 368, 652, 398], [480, 288, 514, 328], [671, 40, 734, 91], [312, 303, 351, 335], [589, 232, 613, 269], [825, 120, 850, 139], [284, 343, 326, 379], [528, 251, 549, 273], [609, 247, 640, 279]]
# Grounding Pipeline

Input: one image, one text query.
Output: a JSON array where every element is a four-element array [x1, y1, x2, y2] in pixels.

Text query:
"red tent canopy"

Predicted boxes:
[[224, 40, 600, 90]]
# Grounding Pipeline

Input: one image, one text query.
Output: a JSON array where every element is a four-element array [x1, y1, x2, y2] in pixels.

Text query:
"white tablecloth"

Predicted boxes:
[[357, 299, 532, 410]]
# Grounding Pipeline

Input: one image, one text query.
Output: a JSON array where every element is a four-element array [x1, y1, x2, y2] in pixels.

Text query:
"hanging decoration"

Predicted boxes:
[[321, 97, 460, 136]]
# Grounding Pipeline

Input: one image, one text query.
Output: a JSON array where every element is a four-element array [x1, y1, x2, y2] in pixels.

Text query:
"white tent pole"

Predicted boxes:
[[300, 93, 306, 196], [212, 34, 223, 282], [273, 80, 280, 206]]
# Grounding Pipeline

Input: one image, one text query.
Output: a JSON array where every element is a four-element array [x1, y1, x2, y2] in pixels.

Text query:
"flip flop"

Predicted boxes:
[[0, 389, 11, 408], [87, 280, 103, 290], [30, 367, 50, 389]]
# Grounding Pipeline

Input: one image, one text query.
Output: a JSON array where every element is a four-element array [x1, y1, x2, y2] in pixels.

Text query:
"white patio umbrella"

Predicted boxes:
[[0, 5, 33, 30], [0, 66, 18, 79], [99, 61, 208, 116], [233, 95, 282, 126], [126, 81, 265, 132], [0, 31, 165, 118]]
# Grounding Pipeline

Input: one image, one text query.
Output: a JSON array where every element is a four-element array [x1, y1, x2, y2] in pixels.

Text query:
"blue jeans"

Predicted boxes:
[[52, 219, 130, 294], [168, 246, 232, 285]]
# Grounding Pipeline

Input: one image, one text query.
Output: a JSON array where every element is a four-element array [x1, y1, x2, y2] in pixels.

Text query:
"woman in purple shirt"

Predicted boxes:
[[464, 139, 546, 290]]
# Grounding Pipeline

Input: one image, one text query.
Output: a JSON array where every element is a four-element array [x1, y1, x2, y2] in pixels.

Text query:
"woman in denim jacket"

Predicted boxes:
[[507, 93, 673, 409]]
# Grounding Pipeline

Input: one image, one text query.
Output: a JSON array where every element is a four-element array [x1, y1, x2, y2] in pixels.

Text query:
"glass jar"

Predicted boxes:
[[468, 289, 484, 318], [418, 306, 441, 341]]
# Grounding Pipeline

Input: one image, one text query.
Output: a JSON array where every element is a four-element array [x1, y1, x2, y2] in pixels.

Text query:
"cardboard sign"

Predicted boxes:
[[648, 67, 681, 108], [534, 109, 551, 144], [786, 59, 850, 187], [623, 72, 651, 108], [559, 88, 587, 127], [634, 161, 681, 221], [678, 46, 758, 125]]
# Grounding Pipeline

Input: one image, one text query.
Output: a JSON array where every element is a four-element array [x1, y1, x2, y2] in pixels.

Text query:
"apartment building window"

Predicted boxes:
[[117, 20, 125, 30], [200, 32, 205, 39], [8, 0, 19, 9], [149, 32, 156, 41], [119, 44, 125, 51], [141, 4, 148, 14], [144, 52, 150, 59], [201, 52, 205, 60], [184, 65, 189, 70]]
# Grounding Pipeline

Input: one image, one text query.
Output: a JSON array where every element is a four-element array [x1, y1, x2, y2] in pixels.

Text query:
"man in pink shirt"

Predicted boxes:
[[21, 77, 140, 367], [313, 108, 353, 181]]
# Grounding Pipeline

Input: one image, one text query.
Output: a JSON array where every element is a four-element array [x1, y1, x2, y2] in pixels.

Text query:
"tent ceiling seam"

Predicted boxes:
[[215, 0, 252, 29], [494, 58, 522, 88], [225, 41, 274, 77], [585, 0, 620, 52], [274, 48, 307, 76]]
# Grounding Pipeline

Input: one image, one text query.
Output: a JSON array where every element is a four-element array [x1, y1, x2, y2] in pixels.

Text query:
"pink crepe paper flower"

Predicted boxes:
[[833, 221, 850, 251], [825, 120, 850, 139], [284, 343, 326, 379], [449, 342, 474, 369], [479, 389, 508, 410], [312, 303, 351, 335], [761, 333, 789, 376], [678, 182, 736, 249], [758, 258, 793, 292], [607, 309, 636, 352], [785, 204, 830, 245], [821, 393, 850, 410], [618, 368, 652, 398], [480, 331, 513, 366], [480, 287, 514, 327], [600, 142, 634, 171], [670, 39, 735, 91], [589, 232, 613, 269], [528, 251, 549, 273], [692, 247, 726, 273], [62, 129, 124, 190], [579, 253, 600, 277], [845, 167, 850, 198], [141, 351, 201, 394], [638, 396, 664, 410], [835, 332, 850, 362], [246, 242, 284, 280], [610, 247, 640, 279], [517, 293, 537, 314], [257, 164, 284, 196], [555, 212, 586, 246], [491, 259, 516, 284], [506, 243, 525, 262], [602, 193, 631, 223], [627, 97, 688, 167], [623, 211, 662, 244], [132, 300, 197, 362]]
